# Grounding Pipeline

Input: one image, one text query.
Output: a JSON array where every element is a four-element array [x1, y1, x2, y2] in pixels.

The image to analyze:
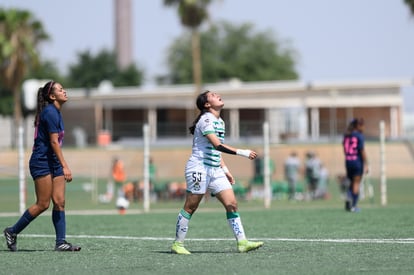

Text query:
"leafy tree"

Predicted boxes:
[[0, 88, 13, 116], [66, 49, 144, 88], [161, 21, 298, 84], [404, 0, 414, 15], [25, 59, 65, 84], [0, 8, 48, 129], [164, 0, 213, 94]]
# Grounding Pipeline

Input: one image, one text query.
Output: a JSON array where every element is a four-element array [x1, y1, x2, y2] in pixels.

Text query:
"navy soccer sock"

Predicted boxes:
[[11, 210, 35, 234], [52, 210, 66, 245], [352, 192, 359, 208]]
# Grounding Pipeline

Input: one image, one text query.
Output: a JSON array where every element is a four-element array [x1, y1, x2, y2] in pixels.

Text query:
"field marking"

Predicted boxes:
[[20, 234, 414, 244]]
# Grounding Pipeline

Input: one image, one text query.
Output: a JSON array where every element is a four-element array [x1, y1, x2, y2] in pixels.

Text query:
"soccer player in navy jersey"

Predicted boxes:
[[342, 118, 369, 212], [171, 90, 263, 254], [4, 81, 81, 251]]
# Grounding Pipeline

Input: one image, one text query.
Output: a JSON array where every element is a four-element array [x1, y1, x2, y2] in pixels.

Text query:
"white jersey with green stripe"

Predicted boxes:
[[189, 112, 225, 168]]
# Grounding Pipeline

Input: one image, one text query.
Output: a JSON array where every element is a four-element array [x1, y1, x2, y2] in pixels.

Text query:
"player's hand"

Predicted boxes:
[[225, 172, 235, 184], [249, 150, 258, 160], [236, 149, 257, 160], [63, 167, 72, 182]]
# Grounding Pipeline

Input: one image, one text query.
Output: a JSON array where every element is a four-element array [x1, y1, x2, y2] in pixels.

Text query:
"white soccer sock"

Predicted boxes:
[[227, 212, 246, 242], [175, 209, 191, 242]]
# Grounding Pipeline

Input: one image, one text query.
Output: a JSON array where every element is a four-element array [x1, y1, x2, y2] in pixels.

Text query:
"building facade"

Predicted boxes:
[[59, 79, 408, 147]]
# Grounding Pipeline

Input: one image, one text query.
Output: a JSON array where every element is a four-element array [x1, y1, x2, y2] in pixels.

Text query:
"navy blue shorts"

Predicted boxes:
[[346, 165, 363, 180], [29, 156, 63, 180]]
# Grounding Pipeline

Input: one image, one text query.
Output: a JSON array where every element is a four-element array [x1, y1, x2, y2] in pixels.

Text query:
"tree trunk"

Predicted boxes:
[[191, 29, 202, 105], [12, 86, 23, 148], [191, 29, 203, 116]]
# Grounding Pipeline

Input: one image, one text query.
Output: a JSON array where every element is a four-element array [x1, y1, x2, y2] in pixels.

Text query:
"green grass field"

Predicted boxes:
[[1, 177, 414, 274]]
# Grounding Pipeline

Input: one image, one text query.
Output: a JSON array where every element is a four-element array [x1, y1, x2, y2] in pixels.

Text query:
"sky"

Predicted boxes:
[[2, 0, 414, 107]]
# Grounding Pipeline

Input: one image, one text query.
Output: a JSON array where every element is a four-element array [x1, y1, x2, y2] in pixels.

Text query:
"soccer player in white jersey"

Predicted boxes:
[[171, 90, 264, 254]]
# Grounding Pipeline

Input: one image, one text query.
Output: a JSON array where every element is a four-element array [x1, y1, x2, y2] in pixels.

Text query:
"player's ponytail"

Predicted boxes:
[[34, 81, 55, 127], [189, 90, 210, 135]]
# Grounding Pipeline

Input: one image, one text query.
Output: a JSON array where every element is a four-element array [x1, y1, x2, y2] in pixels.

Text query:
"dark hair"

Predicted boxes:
[[345, 117, 364, 135], [188, 90, 210, 135], [34, 81, 55, 127]]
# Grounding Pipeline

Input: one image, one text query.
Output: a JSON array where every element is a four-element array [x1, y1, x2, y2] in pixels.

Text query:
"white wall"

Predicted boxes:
[[0, 116, 12, 148], [0, 116, 35, 148]]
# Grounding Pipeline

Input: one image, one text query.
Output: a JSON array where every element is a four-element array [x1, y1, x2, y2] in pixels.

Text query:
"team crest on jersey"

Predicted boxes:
[[194, 181, 201, 191]]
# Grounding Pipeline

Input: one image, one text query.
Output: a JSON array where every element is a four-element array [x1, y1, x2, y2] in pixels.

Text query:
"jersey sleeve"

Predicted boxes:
[[43, 107, 61, 134], [199, 113, 215, 136]]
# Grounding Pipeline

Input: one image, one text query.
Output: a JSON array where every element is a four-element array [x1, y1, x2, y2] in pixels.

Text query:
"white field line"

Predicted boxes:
[[20, 234, 414, 244]]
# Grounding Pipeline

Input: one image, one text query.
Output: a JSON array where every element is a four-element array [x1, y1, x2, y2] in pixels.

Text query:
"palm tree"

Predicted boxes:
[[404, 0, 414, 15], [0, 8, 48, 144], [164, 0, 212, 96]]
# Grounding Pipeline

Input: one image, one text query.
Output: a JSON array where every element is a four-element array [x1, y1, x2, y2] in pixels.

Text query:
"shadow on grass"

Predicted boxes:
[[1, 249, 51, 252], [156, 250, 236, 254]]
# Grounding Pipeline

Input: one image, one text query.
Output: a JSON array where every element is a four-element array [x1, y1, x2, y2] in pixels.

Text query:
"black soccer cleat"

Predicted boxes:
[[345, 200, 351, 211], [55, 241, 81, 252], [3, 227, 17, 252]]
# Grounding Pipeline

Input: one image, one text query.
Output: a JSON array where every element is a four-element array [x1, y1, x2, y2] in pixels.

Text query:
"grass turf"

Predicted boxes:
[[0, 177, 414, 274]]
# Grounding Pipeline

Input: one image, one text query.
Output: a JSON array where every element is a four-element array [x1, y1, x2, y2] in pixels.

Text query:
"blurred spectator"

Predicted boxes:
[[168, 181, 186, 200], [337, 174, 350, 200], [111, 157, 128, 214], [304, 151, 321, 200], [123, 181, 137, 202], [149, 157, 157, 185], [252, 155, 275, 184], [112, 157, 127, 198], [314, 163, 329, 199], [284, 151, 301, 200]]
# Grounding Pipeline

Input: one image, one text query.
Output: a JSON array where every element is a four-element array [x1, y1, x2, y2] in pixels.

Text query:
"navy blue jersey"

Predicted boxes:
[[31, 104, 64, 162], [343, 130, 364, 177]]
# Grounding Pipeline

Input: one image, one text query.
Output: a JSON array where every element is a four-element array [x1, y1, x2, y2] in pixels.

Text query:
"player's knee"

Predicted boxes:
[[182, 208, 194, 215], [225, 202, 238, 212], [183, 201, 199, 214], [36, 201, 50, 212], [52, 199, 66, 211]]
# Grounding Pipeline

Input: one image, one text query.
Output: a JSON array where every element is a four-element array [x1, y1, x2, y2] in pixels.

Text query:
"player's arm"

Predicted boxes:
[[360, 135, 369, 174], [361, 148, 369, 174], [205, 133, 257, 160], [50, 132, 72, 182]]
